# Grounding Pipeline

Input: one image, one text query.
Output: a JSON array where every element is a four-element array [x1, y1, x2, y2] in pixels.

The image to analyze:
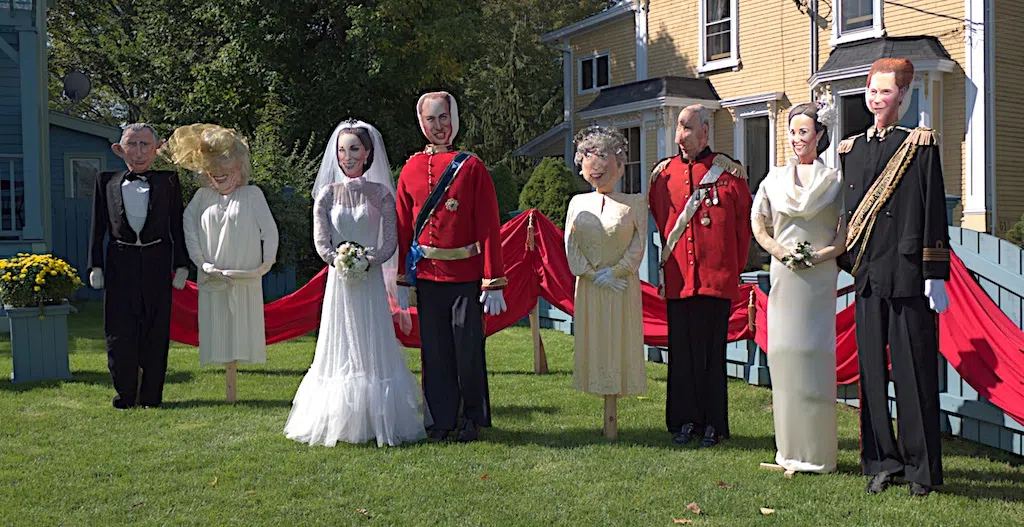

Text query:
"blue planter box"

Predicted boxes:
[[6, 302, 75, 383]]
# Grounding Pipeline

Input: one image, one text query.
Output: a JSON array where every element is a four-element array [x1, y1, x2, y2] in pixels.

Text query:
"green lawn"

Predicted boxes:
[[1, 302, 1023, 526]]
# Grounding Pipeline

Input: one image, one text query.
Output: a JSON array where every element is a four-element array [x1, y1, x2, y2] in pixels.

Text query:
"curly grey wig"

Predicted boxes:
[[573, 125, 628, 168]]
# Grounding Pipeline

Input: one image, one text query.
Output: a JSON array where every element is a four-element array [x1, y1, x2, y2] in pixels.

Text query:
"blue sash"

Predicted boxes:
[[405, 152, 471, 286]]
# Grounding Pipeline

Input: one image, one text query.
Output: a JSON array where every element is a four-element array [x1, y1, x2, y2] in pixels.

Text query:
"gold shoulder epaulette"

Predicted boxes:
[[713, 154, 747, 180], [908, 127, 937, 146], [838, 133, 864, 154], [649, 157, 672, 186]]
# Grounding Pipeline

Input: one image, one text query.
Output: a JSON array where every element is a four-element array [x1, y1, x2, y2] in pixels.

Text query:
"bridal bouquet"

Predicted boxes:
[[334, 242, 370, 282], [781, 241, 816, 270]]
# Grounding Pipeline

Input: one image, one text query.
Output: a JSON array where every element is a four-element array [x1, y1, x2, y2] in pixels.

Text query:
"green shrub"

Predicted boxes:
[[518, 157, 579, 229], [488, 164, 521, 221]]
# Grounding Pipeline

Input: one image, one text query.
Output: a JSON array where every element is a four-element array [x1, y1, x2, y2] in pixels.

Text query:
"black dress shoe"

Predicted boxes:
[[866, 471, 892, 494], [427, 429, 450, 442], [112, 396, 135, 410], [457, 420, 481, 443], [908, 482, 931, 497], [700, 425, 723, 448], [672, 423, 697, 445]]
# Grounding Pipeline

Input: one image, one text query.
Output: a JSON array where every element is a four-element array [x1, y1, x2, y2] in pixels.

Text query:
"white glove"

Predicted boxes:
[[396, 286, 412, 310], [606, 278, 628, 292], [479, 289, 508, 315], [201, 262, 233, 284], [257, 262, 274, 276], [924, 279, 949, 313], [172, 267, 188, 290], [89, 268, 104, 290]]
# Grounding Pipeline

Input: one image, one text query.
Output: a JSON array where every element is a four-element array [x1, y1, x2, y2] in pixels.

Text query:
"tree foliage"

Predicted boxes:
[[518, 157, 580, 229]]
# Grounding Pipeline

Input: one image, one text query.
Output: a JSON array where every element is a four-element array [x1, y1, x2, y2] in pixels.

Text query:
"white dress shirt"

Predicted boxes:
[[121, 176, 150, 235]]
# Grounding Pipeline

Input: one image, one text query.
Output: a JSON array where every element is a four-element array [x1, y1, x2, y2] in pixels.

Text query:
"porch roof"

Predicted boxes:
[[512, 121, 568, 158], [577, 76, 720, 120], [810, 36, 955, 87]]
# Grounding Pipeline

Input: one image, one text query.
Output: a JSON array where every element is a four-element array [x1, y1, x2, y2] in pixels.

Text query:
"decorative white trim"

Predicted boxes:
[[635, 0, 649, 81], [732, 102, 777, 181], [578, 96, 721, 121], [697, 0, 740, 73], [829, 0, 885, 48], [63, 153, 106, 199], [963, 0, 991, 223], [720, 91, 784, 108], [578, 52, 611, 95], [541, 1, 634, 43]]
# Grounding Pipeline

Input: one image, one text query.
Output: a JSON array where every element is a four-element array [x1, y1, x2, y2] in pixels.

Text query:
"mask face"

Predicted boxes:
[[336, 133, 369, 178], [113, 128, 160, 173], [208, 158, 244, 195], [789, 114, 822, 160], [581, 148, 624, 194], [865, 72, 905, 124], [675, 108, 708, 160], [419, 97, 453, 146]]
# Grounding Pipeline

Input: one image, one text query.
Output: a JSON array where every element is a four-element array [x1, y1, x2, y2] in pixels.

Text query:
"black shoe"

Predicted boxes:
[[700, 425, 723, 448], [457, 420, 481, 443], [866, 471, 892, 494], [140, 404, 161, 409], [908, 482, 931, 497], [427, 429, 450, 442], [112, 396, 135, 410], [672, 423, 697, 445]]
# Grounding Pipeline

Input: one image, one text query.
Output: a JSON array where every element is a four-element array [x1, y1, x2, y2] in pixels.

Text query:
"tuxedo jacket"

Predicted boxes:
[[838, 127, 950, 298], [88, 169, 189, 272]]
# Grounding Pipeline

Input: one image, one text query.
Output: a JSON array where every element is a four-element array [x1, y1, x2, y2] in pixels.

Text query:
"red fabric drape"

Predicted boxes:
[[169, 210, 1024, 425]]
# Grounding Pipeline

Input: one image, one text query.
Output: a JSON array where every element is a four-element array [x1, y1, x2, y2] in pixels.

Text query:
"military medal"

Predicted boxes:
[[445, 198, 459, 211], [701, 211, 711, 227], [712, 186, 720, 206]]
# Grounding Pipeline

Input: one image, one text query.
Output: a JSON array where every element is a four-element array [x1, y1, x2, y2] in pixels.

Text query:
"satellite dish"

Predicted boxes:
[[62, 71, 92, 102]]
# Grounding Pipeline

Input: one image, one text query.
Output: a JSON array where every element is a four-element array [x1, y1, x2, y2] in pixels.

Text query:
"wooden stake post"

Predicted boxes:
[[604, 395, 617, 439], [226, 361, 237, 403], [526, 212, 549, 374]]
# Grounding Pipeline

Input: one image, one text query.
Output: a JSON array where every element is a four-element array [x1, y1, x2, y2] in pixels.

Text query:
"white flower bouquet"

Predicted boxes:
[[334, 242, 370, 282], [781, 241, 816, 270]]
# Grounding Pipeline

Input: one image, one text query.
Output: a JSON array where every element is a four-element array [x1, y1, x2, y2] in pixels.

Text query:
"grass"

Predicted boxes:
[[1, 302, 1024, 526]]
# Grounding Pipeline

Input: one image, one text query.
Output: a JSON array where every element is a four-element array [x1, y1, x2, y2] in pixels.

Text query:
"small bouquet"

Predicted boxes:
[[781, 241, 816, 270], [334, 242, 370, 282]]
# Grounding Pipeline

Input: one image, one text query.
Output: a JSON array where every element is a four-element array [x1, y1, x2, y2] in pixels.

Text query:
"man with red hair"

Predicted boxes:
[[838, 58, 949, 497]]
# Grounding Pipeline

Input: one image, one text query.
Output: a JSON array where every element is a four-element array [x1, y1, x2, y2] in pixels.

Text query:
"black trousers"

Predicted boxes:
[[856, 292, 943, 486], [104, 244, 173, 408], [417, 279, 491, 431], [666, 296, 732, 436]]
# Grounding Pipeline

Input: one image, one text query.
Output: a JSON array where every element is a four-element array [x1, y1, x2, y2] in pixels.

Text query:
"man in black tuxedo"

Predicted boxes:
[[838, 58, 949, 497], [88, 123, 189, 409]]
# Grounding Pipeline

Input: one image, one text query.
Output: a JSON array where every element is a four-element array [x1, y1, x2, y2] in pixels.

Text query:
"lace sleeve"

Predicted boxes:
[[611, 196, 649, 278], [313, 184, 336, 264], [366, 188, 397, 265]]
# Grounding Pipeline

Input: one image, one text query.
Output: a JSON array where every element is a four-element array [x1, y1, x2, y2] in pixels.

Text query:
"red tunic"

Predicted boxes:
[[396, 147, 506, 290], [649, 149, 753, 300]]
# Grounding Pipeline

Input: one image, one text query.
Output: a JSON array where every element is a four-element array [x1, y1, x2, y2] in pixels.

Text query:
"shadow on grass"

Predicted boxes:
[[491, 404, 560, 421], [160, 399, 292, 409], [0, 370, 194, 392]]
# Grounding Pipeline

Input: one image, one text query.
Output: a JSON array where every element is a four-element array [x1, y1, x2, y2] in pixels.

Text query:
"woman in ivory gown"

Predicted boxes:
[[284, 120, 429, 447], [164, 124, 279, 374], [751, 103, 844, 474], [564, 126, 647, 439]]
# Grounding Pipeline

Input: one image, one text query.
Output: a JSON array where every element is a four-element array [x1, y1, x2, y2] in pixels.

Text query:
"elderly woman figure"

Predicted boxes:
[[564, 126, 648, 439], [162, 124, 279, 400]]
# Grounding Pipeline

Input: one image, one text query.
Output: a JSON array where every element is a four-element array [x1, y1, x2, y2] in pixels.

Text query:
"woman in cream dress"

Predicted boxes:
[[565, 126, 647, 438], [751, 103, 844, 474]]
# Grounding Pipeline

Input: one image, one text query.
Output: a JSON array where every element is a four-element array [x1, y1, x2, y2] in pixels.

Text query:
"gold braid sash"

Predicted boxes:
[[845, 128, 933, 275]]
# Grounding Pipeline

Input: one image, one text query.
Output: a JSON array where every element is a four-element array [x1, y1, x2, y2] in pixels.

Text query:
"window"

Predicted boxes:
[[898, 88, 921, 128], [840, 94, 873, 139], [66, 156, 103, 199], [832, 0, 883, 45], [579, 54, 610, 93], [618, 127, 642, 194], [698, 0, 738, 72], [743, 116, 770, 193]]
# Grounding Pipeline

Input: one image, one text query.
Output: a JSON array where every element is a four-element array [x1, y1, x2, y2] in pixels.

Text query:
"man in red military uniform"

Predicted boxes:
[[396, 91, 508, 443], [649, 104, 752, 447]]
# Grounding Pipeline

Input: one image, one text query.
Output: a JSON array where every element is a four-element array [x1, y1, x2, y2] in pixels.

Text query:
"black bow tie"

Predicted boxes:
[[125, 172, 148, 182]]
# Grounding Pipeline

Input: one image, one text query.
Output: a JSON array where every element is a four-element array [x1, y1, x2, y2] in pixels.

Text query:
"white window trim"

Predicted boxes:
[[578, 52, 610, 95], [732, 104, 777, 184], [594, 117, 646, 194], [828, 80, 931, 167], [697, 0, 740, 74], [64, 153, 106, 199], [830, 0, 885, 47]]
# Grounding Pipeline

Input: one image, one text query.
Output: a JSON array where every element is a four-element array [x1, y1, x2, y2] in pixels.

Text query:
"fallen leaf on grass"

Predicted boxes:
[[209, 476, 217, 486], [760, 507, 775, 515], [686, 502, 702, 515], [672, 518, 693, 524], [129, 502, 144, 511], [357, 508, 371, 518], [716, 480, 733, 489], [481, 474, 489, 480], [246, 490, 256, 495]]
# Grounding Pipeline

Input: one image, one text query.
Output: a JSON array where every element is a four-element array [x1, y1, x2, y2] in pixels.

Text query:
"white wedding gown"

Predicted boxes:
[[284, 177, 429, 447], [753, 158, 841, 473]]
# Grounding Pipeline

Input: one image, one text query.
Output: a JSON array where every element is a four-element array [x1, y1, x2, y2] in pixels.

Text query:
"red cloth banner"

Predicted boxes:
[[169, 210, 1024, 425]]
